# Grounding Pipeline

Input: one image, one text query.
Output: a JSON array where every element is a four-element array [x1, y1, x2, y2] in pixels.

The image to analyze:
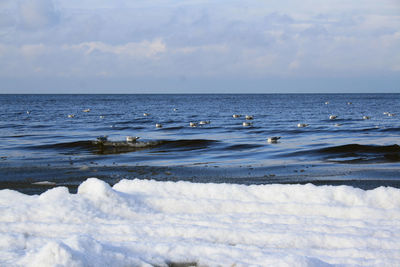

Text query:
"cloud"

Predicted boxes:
[[0, 44, 7, 56], [64, 39, 167, 58], [17, 0, 59, 30], [0, 13, 15, 28], [21, 43, 46, 58], [264, 12, 294, 25], [176, 44, 228, 55], [289, 60, 300, 70], [0, 0, 399, 92], [301, 25, 328, 37]]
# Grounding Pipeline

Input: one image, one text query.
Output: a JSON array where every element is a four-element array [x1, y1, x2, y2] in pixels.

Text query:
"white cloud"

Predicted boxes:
[[64, 39, 166, 58], [289, 60, 300, 70], [176, 44, 228, 55], [21, 43, 46, 58], [17, 0, 59, 30], [0, 44, 7, 56]]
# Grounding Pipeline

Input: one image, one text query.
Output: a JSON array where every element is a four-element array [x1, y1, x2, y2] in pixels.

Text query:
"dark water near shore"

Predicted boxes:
[[1, 94, 399, 194]]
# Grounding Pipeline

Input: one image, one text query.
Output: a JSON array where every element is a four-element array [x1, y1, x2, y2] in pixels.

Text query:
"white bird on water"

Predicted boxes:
[[363, 116, 370, 120], [233, 114, 241, 118], [245, 115, 253, 120], [243, 122, 252, 127], [199, 121, 210, 125], [267, 137, 281, 143], [83, 108, 91, 113], [143, 113, 150, 116], [126, 136, 140, 143], [68, 114, 75, 118], [329, 115, 337, 120], [156, 123, 162, 128], [189, 122, 198, 127], [297, 123, 308, 128]]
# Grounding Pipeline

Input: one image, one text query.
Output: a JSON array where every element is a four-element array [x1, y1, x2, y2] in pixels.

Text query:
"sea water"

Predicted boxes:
[[0, 94, 399, 193]]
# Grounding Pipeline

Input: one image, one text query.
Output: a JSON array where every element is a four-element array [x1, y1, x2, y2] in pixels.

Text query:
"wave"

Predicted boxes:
[[379, 127, 400, 133], [113, 120, 141, 125], [317, 144, 400, 154], [266, 127, 400, 135], [0, 123, 25, 129], [224, 144, 263, 151], [321, 118, 353, 123], [154, 139, 219, 152], [162, 126, 184, 131], [286, 144, 400, 163], [31, 139, 220, 155]]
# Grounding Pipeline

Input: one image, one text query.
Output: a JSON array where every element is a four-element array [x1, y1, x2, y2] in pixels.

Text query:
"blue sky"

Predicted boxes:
[[0, 0, 399, 93]]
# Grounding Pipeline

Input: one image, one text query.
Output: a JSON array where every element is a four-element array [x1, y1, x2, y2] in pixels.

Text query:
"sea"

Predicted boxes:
[[1, 94, 399, 194]]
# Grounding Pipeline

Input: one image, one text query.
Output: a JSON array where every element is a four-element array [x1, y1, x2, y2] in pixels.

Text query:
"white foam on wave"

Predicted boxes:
[[1, 178, 400, 266]]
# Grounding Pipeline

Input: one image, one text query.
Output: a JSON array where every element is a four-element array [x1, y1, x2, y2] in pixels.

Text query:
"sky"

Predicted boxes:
[[0, 0, 399, 93]]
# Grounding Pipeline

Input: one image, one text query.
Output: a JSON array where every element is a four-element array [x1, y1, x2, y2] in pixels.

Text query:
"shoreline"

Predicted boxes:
[[2, 163, 400, 195]]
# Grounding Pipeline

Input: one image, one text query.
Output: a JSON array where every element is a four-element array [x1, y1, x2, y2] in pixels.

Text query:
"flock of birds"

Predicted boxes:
[[26, 102, 397, 145]]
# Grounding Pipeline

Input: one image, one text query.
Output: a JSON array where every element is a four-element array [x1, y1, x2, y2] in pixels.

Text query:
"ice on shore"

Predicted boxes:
[[1, 178, 400, 266]]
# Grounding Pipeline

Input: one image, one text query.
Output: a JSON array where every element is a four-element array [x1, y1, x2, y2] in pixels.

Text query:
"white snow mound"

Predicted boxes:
[[0, 178, 399, 266]]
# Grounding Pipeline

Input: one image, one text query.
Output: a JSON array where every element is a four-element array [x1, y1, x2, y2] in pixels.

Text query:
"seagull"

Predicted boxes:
[[267, 137, 281, 143], [245, 115, 253, 120], [297, 123, 308, 128], [388, 113, 396, 117], [68, 114, 75, 118], [363, 116, 370, 120], [189, 122, 198, 127], [143, 113, 150, 116], [100, 115, 105, 119], [325, 101, 329, 104], [233, 114, 241, 118], [329, 115, 338, 120], [156, 123, 163, 128], [199, 120, 210, 125], [83, 109, 91, 112], [243, 122, 252, 126], [126, 136, 140, 143], [26, 111, 31, 114]]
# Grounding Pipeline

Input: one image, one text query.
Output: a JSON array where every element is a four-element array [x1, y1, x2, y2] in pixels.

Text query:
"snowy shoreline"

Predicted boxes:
[[1, 178, 400, 266]]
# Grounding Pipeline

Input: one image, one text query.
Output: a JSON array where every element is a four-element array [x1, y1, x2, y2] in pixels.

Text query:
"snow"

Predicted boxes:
[[1, 178, 400, 267]]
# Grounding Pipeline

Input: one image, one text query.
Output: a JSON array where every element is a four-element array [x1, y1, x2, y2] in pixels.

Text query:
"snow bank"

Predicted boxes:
[[1, 178, 400, 266]]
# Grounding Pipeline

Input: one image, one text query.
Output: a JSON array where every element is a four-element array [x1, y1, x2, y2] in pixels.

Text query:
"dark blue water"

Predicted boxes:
[[1, 94, 400, 193]]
